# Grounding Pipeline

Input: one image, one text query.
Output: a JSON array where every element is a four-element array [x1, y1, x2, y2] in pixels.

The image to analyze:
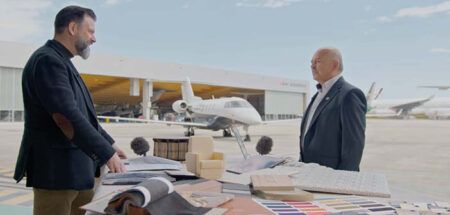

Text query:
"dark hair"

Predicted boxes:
[[54, 5, 96, 34], [256, 136, 273, 155]]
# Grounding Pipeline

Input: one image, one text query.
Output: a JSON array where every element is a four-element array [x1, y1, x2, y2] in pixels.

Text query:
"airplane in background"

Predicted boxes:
[[98, 78, 275, 158], [409, 98, 450, 119], [419, 85, 450, 91], [95, 104, 141, 118], [366, 82, 450, 119], [94, 88, 175, 118]]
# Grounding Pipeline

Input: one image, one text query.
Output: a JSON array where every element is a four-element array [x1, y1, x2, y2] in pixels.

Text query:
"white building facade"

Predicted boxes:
[[0, 41, 309, 122]]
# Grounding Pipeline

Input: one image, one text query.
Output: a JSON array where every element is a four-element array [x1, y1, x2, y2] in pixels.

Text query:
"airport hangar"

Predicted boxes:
[[0, 41, 310, 122]]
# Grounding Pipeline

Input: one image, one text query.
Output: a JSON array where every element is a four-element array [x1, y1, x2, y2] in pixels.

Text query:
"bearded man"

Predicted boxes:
[[14, 5, 127, 215]]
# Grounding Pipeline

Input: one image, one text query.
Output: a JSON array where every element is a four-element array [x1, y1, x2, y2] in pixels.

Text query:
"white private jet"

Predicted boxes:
[[365, 82, 450, 119], [98, 78, 267, 158]]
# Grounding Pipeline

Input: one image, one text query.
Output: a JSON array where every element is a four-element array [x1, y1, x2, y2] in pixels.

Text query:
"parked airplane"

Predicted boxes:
[[98, 78, 268, 158], [409, 98, 450, 119], [366, 82, 450, 119], [95, 104, 141, 118], [419, 85, 450, 91], [94, 88, 175, 118]]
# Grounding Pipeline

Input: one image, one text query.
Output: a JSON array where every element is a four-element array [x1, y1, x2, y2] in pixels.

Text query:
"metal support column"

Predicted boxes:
[[142, 80, 153, 120]]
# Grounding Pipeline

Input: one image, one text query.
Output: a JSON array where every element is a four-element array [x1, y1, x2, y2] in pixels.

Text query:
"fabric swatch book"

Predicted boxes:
[[83, 177, 215, 215]]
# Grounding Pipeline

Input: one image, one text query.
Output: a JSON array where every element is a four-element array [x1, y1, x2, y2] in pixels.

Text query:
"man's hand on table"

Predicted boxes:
[[107, 153, 127, 173]]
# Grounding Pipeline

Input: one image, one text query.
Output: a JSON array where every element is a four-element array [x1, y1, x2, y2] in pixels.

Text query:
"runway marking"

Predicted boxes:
[[3, 172, 14, 178], [0, 169, 33, 207], [0, 192, 33, 206], [0, 190, 26, 202], [0, 166, 16, 180], [0, 189, 17, 197], [18, 199, 33, 206], [0, 169, 13, 175], [0, 166, 15, 177]]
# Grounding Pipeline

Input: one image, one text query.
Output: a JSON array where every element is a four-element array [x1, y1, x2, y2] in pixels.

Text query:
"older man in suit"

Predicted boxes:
[[14, 6, 127, 215], [299, 48, 367, 171]]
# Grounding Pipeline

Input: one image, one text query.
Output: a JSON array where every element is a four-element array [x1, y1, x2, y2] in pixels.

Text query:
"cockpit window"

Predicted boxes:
[[224, 100, 252, 108]]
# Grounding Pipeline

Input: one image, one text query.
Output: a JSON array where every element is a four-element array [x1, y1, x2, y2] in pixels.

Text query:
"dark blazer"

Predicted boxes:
[[14, 40, 116, 190], [299, 77, 367, 171]]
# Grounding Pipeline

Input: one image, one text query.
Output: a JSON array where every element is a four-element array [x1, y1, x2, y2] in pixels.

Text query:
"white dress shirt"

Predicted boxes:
[[302, 74, 342, 149]]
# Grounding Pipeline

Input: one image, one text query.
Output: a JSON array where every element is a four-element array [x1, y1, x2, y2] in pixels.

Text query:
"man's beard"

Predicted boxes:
[[75, 37, 91, 60]]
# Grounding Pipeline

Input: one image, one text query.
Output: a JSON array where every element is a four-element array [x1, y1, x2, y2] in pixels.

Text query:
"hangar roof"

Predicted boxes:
[[0, 40, 309, 94]]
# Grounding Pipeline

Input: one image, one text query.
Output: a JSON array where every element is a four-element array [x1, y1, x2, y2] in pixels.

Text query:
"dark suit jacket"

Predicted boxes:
[[299, 77, 367, 171], [14, 40, 116, 190]]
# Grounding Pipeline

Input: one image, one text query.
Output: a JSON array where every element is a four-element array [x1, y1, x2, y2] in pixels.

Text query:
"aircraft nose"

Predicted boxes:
[[232, 108, 262, 125], [249, 109, 262, 124]]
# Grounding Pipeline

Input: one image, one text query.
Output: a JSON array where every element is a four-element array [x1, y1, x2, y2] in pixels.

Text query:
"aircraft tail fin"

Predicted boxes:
[[366, 82, 383, 106], [181, 77, 201, 103], [375, 88, 383, 100], [366, 82, 376, 103]]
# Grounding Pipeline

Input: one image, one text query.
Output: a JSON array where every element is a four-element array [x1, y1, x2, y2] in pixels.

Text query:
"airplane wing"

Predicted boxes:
[[390, 96, 434, 112], [366, 112, 402, 118], [419, 85, 450, 90], [97, 116, 208, 128]]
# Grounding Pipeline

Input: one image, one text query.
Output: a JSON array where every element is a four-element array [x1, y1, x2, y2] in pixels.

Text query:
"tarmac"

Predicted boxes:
[[0, 118, 449, 213]]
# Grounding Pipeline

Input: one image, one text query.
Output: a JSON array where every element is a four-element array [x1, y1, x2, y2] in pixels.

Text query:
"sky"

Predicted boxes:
[[0, 0, 449, 99]]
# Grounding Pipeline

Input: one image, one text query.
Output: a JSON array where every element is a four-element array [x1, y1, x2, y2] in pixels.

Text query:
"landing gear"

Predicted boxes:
[[244, 134, 251, 142], [230, 126, 250, 159], [184, 127, 195, 136], [223, 129, 232, 137], [243, 125, 251, 142]]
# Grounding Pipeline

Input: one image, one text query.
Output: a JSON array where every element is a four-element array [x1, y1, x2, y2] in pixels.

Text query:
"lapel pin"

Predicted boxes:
[[325, 97, 330, 100]]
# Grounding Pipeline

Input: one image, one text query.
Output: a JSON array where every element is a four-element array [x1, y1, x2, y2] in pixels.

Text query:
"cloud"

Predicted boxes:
[[104, 0, 121, 5], [395, 1, 450, 18], [104, 0, 132, 6], [62, 1, 87, 7], [182, 2, 191, 9], [236, 0, 302, 9], [377, 16, 392, 23], [377, 1, 450, 23], [364, 5, 372, 12], [429, 48, 450, 53], [363, 28, 376, 36], [0, 0, 53, 42]]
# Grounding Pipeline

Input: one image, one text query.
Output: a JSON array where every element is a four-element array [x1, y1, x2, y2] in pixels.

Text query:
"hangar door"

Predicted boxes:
[[264, 90, 304, 120]]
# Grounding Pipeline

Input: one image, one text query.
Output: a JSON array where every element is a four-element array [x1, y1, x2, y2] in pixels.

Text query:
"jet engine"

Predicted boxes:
[[172, 100, 189, 113]]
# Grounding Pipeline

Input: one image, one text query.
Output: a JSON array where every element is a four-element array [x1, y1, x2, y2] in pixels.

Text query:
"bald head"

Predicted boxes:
[[311, 47, 343, 84], [317, 48, 343, 72]]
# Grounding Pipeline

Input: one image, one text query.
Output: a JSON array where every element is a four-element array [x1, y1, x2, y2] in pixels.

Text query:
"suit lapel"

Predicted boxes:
[[301, 93, 318, 135], [47, 40, 98, 125], [67, 62, 98, 123], [308, 77, 344, 131]]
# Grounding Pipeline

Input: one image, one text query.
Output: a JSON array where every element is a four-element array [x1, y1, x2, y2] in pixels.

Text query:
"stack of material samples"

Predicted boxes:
[[102, 156, 186, 185], [251, 175, 314, 201]]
